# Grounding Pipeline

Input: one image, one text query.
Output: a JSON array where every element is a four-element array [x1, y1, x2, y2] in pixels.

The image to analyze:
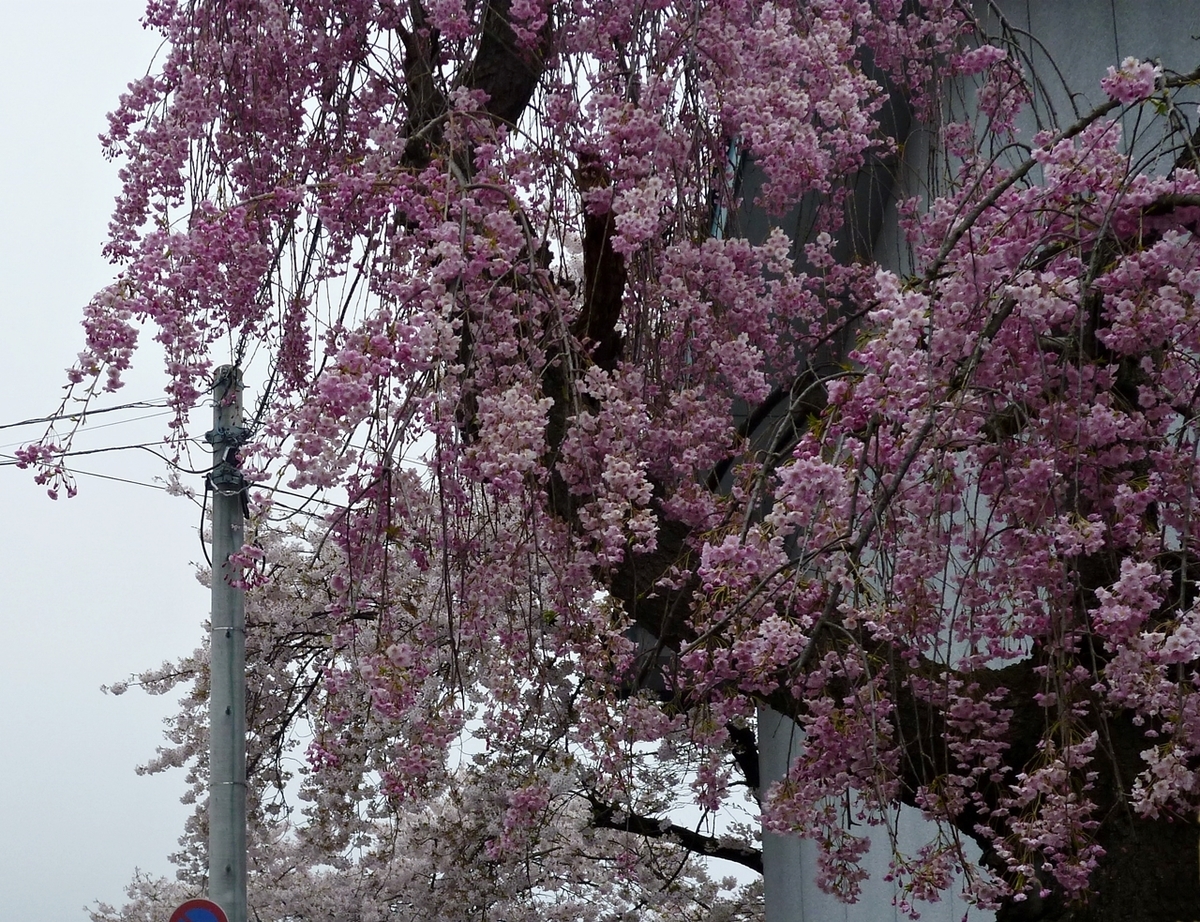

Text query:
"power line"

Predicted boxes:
[[0, 398, 171, 432], [4, 445, 346, 522], [62, 466, 175, 494], [4, 423, 393, 530], [0, 441, 206, 468], [0, 409, 176, 452]]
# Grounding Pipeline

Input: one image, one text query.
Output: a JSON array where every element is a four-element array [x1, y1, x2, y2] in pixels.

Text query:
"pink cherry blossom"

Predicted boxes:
[[30, 2, 1200, 919]]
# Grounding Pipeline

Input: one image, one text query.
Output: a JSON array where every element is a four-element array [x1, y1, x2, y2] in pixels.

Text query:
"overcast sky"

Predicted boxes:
[[0, 4, 211, 918]]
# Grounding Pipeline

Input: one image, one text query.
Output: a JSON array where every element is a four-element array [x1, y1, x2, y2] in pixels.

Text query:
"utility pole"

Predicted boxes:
[[206, 365, 247, 922]]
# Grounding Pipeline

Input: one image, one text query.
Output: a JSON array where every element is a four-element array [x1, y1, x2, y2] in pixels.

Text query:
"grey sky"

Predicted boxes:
[[0, 4, 207, 918]]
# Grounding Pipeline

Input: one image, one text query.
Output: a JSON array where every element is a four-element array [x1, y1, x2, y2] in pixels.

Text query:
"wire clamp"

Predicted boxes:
[[205, 425, 250, 448], [208, 460, 245, 492]]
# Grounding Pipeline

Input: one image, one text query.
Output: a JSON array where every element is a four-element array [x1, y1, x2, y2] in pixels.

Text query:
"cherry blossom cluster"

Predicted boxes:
[[38, 0, 1200, 917]]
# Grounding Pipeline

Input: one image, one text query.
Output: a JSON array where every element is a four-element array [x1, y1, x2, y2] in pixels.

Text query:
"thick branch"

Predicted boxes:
[[399, 0, 550, 167], [462, 0, 551, 129], [587, 795, 764, 874]]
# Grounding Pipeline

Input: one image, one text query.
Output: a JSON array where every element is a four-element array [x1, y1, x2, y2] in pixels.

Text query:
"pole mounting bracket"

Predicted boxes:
[[205, 425, 250, 447]]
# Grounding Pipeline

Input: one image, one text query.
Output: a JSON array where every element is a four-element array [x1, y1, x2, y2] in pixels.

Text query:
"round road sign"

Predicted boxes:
[[169, 899, 229, 922]]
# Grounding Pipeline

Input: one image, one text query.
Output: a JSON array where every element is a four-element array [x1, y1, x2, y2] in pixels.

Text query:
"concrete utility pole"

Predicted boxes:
[[206, 365, 247, 922]]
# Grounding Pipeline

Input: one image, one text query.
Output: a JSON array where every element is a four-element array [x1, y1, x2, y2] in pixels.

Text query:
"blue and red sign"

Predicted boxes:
[[169, 899, 229, 922]]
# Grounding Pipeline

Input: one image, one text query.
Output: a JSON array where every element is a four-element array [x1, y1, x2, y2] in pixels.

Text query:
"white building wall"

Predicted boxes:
[[760, 708, 993, 922], [760, 4, 1200, 921]]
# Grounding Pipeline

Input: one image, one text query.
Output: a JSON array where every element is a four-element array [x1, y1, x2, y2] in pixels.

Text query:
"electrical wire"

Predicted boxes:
[[0, 399, 171, 432], [0, 440, 213, 473], [0, 441, 206, 469], [0, 409, 175, 452], [198, 478, 212, 568], [2, 400, 391, 533], [55, 466, 173, 492], [3, 441, 343, 508]]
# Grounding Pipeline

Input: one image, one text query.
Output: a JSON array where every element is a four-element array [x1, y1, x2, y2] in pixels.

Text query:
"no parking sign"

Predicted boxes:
[[169, 899, 229, 922]]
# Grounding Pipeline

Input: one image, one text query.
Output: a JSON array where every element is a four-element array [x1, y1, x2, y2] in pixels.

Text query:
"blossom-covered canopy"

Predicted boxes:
[[35, 2, 1200, 920]]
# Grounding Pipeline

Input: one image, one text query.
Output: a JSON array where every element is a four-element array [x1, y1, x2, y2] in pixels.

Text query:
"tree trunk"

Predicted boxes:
[[997, 812, 1200, 922]]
